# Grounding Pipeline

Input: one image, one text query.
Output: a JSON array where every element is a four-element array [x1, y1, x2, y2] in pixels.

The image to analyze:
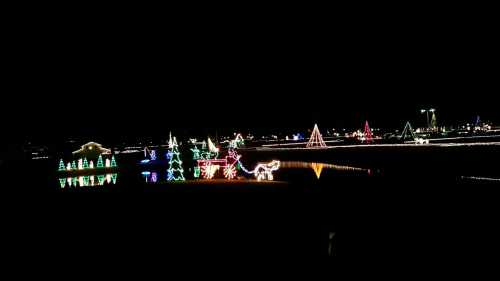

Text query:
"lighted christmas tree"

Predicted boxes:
[[83, 158, 89, 169], [97, 155, 104, 168], [167, 136, 185, 181], [363, 121, 373, 143], [401, 121, 416, 141], [71, 161, 77, 170], [430, 112, 437, 129], [306, 124, 327, 148], [58, 159, 66, 171], [110, 155, 117, 167]]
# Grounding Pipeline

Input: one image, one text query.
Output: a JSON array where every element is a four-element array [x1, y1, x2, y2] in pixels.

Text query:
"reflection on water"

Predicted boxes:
[[311, 163, 324, 179], [142, 171, 158, 183], [280, 161, 368, 179], [58, 173, 118, 188]]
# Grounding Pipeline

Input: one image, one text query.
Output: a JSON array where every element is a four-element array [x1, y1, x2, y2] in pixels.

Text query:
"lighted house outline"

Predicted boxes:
[[72, 142, 111, 159]]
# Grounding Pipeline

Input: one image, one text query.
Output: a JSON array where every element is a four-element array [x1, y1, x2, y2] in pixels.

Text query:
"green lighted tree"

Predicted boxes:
[[97, 155, 104, 168], [110, 155, 117, 167], [83, 158, 89, 169], [58, 159, 66, 171], [167, 136, 185, 181]]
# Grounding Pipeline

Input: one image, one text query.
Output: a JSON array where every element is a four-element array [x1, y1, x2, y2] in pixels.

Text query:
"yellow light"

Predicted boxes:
[[311, 163, 324, 179]]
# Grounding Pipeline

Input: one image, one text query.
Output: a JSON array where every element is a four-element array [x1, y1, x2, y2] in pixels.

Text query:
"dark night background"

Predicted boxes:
[[3, 8, 498, 145], [2, 6, 500, 264]]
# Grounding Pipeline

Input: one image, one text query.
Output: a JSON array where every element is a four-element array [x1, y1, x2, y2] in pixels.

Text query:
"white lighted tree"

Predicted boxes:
[[306, 124, 327, 148]]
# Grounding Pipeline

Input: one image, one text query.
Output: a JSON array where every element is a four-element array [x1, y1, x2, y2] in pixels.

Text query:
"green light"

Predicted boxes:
[[83, 176, 90, 186], [191, 145, 200, 160], [59, 178, 66, 188], [193, 166, 201, 178], [83, 158, 89, 169], [167, 136, 185, 181], [71, 161, 77, 170], [97, 155, 104, 168], [110, 155, 117, 167], [58, 159, 66, 171], [111, 173, 117, 184], [97, 175, 105, 185]]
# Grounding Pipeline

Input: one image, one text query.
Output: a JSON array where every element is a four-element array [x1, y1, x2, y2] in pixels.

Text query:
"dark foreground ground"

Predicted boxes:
[[1, 144, 500, 260]]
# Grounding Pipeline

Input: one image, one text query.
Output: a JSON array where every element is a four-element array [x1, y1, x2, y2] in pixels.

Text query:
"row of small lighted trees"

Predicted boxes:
[[58, 155, 117, 171]]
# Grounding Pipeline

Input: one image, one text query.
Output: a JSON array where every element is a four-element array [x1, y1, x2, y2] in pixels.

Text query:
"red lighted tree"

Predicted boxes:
[[363, 121, 373, 143]]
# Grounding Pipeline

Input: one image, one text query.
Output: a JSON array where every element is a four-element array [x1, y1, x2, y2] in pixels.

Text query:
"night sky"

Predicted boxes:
[[4, 11, 498, 142]]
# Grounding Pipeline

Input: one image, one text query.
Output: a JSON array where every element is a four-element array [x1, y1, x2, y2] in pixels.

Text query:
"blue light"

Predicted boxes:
[[141, 171, 151, 175], [140, 159, 150, 164]]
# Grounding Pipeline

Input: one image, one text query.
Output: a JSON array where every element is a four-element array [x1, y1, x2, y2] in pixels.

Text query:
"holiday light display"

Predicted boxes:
[[58, 159, 65, 171], [97, 155, 104, 168], [193, 166, 201, 178], [229, 133, 245, 148], [97, 175, 105, 185], [190, 144, 202, 178], [58, 173, 118, 188], [431, 111, 437, 129], [142, 147, 158, 163], [401, 121, 416, 141], [59, 178, 66, 188], [306, 124, 327, 148], [197, 148, 241, 179], [142, 171, 158, 183], [223, 165, 237, 179], [191, 145, 200, 160], [311, 163, 324, 179], [238, 159, 280, 181], [253, 160, 280, 181], [73, 142, 111, 154], [201, 163, 220, 179], [279, 161, 367, 180], [83, 176, 90, 186], [362, 121, 373, 143], [58, 154, 117, 174], [167, 136, 185, 181]]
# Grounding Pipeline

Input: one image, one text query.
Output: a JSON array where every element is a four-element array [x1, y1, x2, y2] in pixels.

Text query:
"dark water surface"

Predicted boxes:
[[2, 145, 500, 258]]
